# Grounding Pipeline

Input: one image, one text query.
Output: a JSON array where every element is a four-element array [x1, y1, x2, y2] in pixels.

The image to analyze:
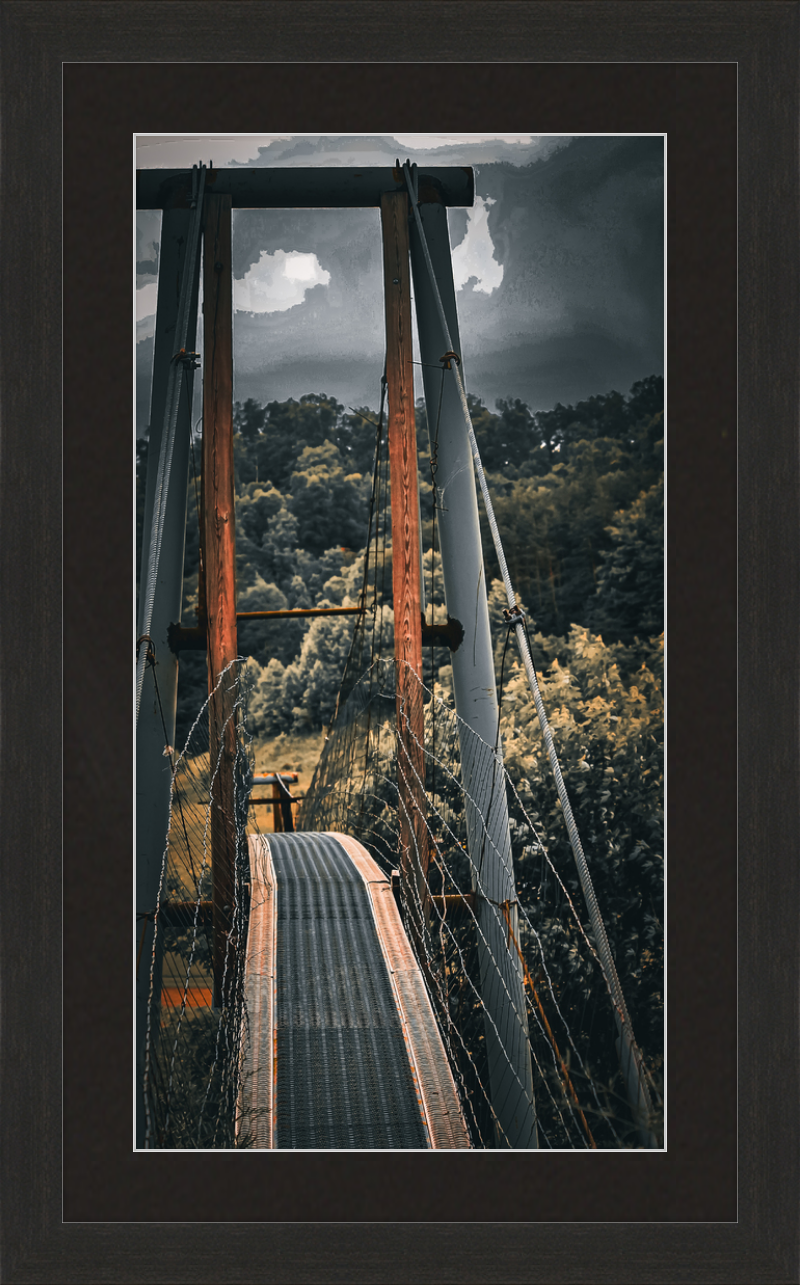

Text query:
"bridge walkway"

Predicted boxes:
[[238, 831, 471, 1149]]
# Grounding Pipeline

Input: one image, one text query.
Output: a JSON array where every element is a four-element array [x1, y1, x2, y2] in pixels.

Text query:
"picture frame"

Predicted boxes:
[[2, 2, 794, 1279]]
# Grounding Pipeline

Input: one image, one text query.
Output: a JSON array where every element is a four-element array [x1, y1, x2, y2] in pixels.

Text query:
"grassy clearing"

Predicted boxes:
[[246, 729, 326, 834]]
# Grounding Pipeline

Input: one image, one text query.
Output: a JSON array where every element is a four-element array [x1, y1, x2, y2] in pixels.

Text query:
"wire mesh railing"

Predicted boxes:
[[141, 653, 662, 1149], [141, 661, 256, 1149], [301, 657, 663, 1148]]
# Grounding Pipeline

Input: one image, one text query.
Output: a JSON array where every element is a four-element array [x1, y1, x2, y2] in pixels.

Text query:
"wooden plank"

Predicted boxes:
[[202, 193, 238, 1006], [271, 782, 283, 833], [380, 191, 429, 926], [236, 837, 277, 1148]]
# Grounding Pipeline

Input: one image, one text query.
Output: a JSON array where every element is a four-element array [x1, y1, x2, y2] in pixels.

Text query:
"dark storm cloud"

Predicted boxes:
[[136, 211, 161, 281], [231, 206, 385, 403], [459, 136, 664, 409], [228, 136, 662, 413], [137, 136, 663, 422], [231, 134, 572, 170], [447, 207, 469, 247], [231, 207, 381, 289]]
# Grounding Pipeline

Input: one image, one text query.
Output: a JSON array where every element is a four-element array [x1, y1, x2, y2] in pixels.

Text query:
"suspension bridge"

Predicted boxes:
[[136, 161, 662, 1150]]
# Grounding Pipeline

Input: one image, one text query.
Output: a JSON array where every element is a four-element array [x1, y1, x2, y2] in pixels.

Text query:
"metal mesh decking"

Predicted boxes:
[[237, 831, 471, 1149], [269, 831, 428, 1149]]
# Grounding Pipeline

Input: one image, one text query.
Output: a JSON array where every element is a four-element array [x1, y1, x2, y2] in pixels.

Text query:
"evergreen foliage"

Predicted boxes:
[[136, 377, 663, 746], [590, 477, 664, 645], [137, 375, 665, 1127], [502, 625, 664, 1066]]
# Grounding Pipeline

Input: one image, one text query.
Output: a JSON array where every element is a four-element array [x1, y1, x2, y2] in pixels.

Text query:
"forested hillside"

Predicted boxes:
[[136, 376, 663, 747], [137, 376, 665, 1084]]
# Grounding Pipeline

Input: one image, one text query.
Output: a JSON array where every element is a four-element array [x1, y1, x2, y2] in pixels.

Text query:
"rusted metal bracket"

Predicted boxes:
[[428, 892, 476, 924], [420, 614, 464, 652], [389, 874, 474, 924], [168, 606, 364, 654], [249, 797, 306, 806]]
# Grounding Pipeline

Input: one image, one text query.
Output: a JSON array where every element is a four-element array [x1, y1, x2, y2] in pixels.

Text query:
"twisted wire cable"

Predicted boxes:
[[402, 162, 656, 1144], [136, 164, 206, 719]]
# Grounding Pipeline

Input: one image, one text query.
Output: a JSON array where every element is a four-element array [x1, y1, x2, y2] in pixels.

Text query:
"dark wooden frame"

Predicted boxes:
[[2, 2, 795, 1280]]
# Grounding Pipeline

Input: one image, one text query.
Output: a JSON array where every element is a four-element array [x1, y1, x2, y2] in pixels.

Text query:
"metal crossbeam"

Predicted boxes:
[[137, 165, 474, 211]]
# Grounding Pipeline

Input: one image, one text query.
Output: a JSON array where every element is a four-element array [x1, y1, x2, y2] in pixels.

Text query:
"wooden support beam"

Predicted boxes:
[[236, 607, 363, 621], [202, 193, 238, 1007], [381, 191, 428, 930], [428, 892, 476, 924], [249, 796, 305, 807]]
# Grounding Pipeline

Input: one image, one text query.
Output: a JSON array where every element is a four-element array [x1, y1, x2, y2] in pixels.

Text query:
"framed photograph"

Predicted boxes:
[[3, 2, 796, 1280], [134, 126, 665, 1162]]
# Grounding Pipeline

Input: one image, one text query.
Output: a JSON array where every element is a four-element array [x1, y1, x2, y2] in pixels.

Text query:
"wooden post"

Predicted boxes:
[[380, 191, 428, 930], [202, 193, 238, 1007], [271, 781, 283, 833]]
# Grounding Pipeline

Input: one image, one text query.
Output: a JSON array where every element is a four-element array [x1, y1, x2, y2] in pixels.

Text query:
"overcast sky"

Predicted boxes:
[[136, 133, 664, 433]]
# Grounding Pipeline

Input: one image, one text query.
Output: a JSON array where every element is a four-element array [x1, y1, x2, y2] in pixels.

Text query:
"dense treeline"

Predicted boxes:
[[466, 380, 663, 642], [137, 378, 665, 1087], [136, 376, 663, 743]]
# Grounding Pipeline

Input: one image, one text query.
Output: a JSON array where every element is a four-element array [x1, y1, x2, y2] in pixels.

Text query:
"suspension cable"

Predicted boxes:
[[136, 163, 206, 719], [402, 161, 656, 1144]]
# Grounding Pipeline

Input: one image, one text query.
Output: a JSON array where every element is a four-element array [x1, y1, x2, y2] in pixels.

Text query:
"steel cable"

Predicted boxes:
[[137, 164, 206, 720], [402, 162, 656, 1144]]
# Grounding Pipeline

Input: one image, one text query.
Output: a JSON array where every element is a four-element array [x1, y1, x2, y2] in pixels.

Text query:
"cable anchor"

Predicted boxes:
[[502, 605, 525, 627], [171, 349, 201, 369], [440, 351, 461, 370], [137, 634, 156, 664]]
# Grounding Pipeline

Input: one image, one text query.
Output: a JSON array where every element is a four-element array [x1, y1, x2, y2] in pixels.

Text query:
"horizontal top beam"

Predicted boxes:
[[136, 166, 474, 211]]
